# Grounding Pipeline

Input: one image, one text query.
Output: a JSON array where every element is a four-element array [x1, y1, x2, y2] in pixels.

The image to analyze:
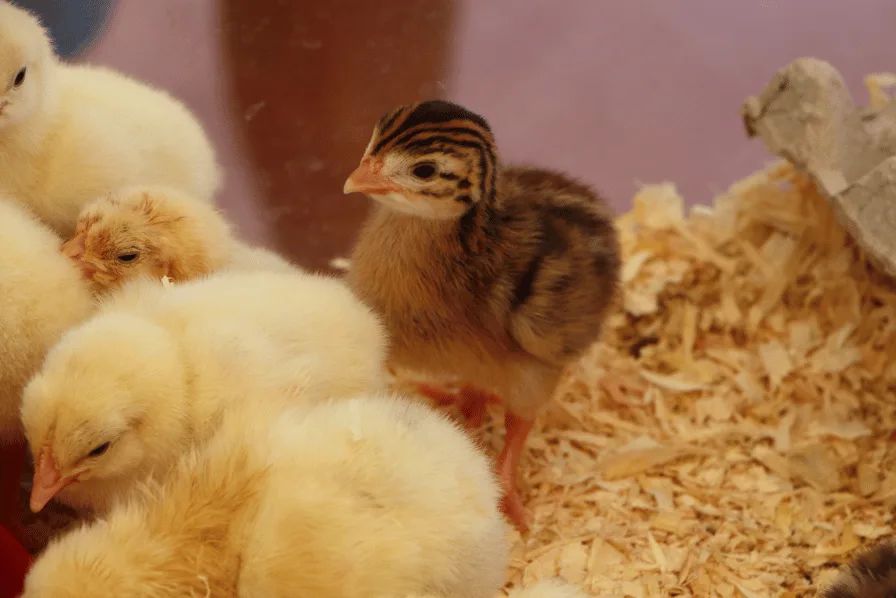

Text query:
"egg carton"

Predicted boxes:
[[742, 57, 896, 281]]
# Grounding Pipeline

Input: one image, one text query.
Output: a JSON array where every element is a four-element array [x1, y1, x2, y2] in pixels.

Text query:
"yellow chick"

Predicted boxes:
[[20, 393, 508, 598], [21, 269, 388, 514], [60, 185, 298, 291], [0, 2, 220, 237], [0, 198, 93, 531]]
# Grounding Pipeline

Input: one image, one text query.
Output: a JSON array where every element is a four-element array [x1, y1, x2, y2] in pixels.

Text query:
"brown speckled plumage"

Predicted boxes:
[[822, 540, 896, 598], [345, 100, 621, 530]]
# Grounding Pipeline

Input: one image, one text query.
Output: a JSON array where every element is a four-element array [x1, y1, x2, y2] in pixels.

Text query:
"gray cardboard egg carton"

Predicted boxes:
[[742, 57, 896, 280]]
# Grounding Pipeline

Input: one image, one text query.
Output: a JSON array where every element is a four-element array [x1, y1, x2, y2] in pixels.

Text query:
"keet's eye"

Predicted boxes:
[[117, 253, 138, 263], [88, 442, 110, 457], [412, 163, 436, 179], [13, 67, 25, 88]]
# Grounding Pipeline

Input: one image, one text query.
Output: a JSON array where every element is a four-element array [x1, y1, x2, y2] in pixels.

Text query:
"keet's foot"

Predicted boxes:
[[416, 382, 460, 406], [456, 386, 501, 429]]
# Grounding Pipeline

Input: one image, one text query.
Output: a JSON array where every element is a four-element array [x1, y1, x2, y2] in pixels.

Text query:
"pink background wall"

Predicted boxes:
[[80, 0, 896, 247]]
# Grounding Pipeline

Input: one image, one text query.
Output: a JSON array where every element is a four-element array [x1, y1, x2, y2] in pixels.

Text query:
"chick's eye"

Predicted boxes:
[[88, 442, 110, 457], [13, 67, 25, 88], [117, 253, 138, 263], [412, 163, 436, 180]]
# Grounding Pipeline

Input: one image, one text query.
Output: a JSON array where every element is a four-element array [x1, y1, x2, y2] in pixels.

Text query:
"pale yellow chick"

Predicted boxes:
[[61, 185, 297, 290], [0, 198, 94, 531], [0, 199, 94, 441], [21, 269, 388, 514], [0, 2, 220, 237], [21, 393, 508, 598]]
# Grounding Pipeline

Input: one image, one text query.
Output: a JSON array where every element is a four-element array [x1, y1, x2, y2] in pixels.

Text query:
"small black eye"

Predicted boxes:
[[117, 253, 138, 263], [412, 163, 436, 179], [13, 68, 25, 88], [88, 442, 110, 457]]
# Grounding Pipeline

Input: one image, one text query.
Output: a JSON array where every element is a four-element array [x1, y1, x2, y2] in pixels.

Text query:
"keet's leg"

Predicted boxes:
[[496, 412, 533, 532]]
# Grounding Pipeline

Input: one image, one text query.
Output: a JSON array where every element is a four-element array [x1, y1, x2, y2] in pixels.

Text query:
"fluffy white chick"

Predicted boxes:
[[20, 393, 508, 598], [0, 198, 94, 530], [21, 269, 388, 514], [0, 2, 220, 237], [61, 185, 298, 291]]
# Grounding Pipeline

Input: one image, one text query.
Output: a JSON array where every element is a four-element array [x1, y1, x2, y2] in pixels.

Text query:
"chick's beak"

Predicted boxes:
[[30, 447, 78, 513], [343, 158, 393, 196], [61, 234, 98, 278], [61, 234, 85, 260]]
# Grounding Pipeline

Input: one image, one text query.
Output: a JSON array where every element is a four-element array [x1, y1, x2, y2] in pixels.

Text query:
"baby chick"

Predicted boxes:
[[0, 2, 220, 237], [819, 539, 896, 598], [61, 185, 298, 290], [0, 198, 94, 532], [21, 269, 388, 514], [21, 393, 508, 598], [344, 99, 621, 530]]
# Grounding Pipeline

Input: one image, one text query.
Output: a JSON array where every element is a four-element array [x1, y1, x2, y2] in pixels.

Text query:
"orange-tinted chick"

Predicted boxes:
[[344, 99, 621, 531], [61, 185, 232, 290]]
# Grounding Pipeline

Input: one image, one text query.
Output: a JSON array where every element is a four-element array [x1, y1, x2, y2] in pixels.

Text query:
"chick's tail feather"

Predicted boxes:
[[821, 539, 896, 598]]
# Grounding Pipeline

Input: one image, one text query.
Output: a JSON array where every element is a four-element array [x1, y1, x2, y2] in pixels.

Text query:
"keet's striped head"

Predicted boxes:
[[343, 100, 498, 220]]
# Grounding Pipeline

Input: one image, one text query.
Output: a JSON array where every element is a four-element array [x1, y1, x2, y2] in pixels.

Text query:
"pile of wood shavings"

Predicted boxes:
[[444, 161, 895, 597]]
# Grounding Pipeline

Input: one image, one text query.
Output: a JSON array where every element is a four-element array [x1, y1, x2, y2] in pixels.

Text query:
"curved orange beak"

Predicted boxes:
[[343, 157, 394, 196], [30, 447, 78, 513]]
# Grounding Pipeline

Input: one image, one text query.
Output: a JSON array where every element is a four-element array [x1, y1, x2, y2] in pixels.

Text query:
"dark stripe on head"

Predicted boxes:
[[375, 125, 492, 157], [401, 100, 490, 134], [376, 105, 411, 139], [401, 135, 486, 154], [387, 126, 493, 154]]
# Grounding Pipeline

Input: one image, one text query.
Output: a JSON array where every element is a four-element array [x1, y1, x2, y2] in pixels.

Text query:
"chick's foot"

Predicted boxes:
[[496, 412, 533, 533]]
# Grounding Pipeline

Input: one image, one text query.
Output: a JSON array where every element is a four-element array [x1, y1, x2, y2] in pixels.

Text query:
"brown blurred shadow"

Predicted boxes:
[[220, 0, 455, 272]]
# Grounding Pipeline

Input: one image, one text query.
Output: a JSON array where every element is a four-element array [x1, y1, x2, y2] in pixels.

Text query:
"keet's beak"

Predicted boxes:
[[343, 158, 393, 196], [30, 447, 78, 513]]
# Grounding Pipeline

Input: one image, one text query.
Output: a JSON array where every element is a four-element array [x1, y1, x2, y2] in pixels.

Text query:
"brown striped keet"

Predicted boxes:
[[344, 99, 622, 532]]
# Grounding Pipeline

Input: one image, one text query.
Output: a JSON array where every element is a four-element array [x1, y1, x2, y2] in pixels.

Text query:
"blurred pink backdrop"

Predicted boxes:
[[81, 0, 896, 247]]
